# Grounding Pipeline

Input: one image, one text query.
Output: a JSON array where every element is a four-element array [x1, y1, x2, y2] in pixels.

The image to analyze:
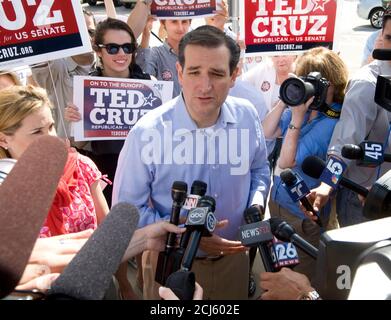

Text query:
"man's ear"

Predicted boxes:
[[176, 61, 184, 86], [230, 66, 240, 88], [0, 132, 11, 150]]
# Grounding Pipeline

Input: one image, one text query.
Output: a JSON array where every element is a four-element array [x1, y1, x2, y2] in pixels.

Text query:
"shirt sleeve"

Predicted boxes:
[[279, 108, 292, 135], [31, 59, 65, 90], [328, 77, 378, 162], [136, 47, 158, 77], [295, 119, 337, 164], [248, 111, 271, 207], [77, 154, 102, 186]]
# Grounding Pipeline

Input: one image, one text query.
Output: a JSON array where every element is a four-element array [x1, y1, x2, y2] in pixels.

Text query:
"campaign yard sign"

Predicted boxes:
[[73, 76, 174, 141], [0, 0, 91, 69], [151, 0, 217, 19], [240, 0, 338, 55]]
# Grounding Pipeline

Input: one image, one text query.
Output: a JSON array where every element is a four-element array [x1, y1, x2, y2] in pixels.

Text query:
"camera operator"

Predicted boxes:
[[304, 7, 391, 227], [262, 47, 349, 281]]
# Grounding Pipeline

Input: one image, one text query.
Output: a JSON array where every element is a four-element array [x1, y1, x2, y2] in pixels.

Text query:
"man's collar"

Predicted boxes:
[[170, 94, 237, 137], [163, 41, 177, 56]]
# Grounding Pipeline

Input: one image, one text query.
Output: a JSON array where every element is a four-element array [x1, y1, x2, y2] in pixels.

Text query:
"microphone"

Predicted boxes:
[[269, 217, 318, 259], [0, 136, 67, 299], [156, 181, 188, 285], [182, 180, 207, 210], [269, 237, 300, 270], [240, 206, 276, 272], [280, 169, 322, 227], [372, 48, 391, 60], [165, 196, 217, 300], [181, 196, 217, 271], [302, 155, 369, 197], [179, 181, 207, 251], [48, 203, 139, 300], [166, 181, 188, 251], [342, 142, 390, 167]]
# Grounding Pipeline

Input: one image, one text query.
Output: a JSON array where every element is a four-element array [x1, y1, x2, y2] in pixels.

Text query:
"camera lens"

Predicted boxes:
[[280, 78, 315, 106]]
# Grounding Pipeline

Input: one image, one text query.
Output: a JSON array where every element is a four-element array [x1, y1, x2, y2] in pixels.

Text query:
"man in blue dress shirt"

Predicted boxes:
[[113, 25, 270, 299]]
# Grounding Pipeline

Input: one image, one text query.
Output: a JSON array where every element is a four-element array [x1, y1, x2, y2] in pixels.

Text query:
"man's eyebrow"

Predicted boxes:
[[186, 66, 201, 71]]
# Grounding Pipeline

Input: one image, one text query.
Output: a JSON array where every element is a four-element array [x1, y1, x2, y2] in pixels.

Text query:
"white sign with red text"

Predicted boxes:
[[240, 0, 339, 56], [0, 0, 91, 69]]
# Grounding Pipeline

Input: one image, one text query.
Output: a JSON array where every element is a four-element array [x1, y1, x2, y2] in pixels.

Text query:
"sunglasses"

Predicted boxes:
[[97, 43, 136, 55]]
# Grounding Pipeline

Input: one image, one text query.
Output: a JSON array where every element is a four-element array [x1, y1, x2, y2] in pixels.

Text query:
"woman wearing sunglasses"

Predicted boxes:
[[65, 18, 151, 300], [66, 18, 151, 206]]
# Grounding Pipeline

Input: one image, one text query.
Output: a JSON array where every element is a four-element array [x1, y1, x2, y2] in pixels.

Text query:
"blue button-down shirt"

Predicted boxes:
[[271, 103, 342, 219], [112, 95, 271, 240]]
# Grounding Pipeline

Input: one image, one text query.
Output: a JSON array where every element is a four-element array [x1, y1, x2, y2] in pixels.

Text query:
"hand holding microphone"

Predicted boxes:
[[280, 169, 323, 227], [165, 196, 217, 300]]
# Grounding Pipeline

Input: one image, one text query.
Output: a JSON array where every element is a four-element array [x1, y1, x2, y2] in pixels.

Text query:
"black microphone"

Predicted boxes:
[[372, 48, 391, 60], [165, 196, 217, 300], [280, 169, 322, 227], [269, 217, 318, 259], [166, 181, 188, 251], [181, 196, 217, 271], [179, 181, 207, 251], [342, 142, 391, 167], [241, 206, 276, 272], [302, 156, 369, 197], [169, 181, 208, 277], [156, 181, 188, 285], [48, 203, 139, 300]]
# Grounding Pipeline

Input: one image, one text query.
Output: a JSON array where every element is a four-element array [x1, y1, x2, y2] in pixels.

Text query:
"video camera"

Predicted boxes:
[[372, 49, 391, 111], [279, 72, 330, 112]]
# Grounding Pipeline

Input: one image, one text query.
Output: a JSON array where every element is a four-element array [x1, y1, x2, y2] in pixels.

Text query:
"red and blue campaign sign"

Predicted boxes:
[[0, 0, 91, 69], [151, 0, 217, 19], [240, 0, 338, 55], [73, 76, 174, 141]]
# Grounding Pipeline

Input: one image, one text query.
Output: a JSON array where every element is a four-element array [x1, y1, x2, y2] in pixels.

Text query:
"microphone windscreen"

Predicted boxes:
[[190, 180, 207, 196], [0, 136, 68, 298], [280, 169, 297, 186], [301, 156, 325, 179], [48, 203, 139, 300], [341, 144, 363, 160], [372, 49, 391, 61], [243, 206, 263, 224], [269, 217, 295, 242]]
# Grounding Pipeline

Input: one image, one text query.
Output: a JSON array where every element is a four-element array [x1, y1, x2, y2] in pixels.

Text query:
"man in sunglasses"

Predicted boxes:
[[30, 0, 151, 140]]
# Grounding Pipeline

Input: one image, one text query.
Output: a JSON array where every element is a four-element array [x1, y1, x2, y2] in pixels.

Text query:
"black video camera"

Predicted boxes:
[[279, 72, 330, 111], [372, 49, 391, 111]]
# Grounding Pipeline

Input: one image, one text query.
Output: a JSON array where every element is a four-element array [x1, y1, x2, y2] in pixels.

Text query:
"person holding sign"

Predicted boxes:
[[136, 18, 191, 98], [65, 18, 152, 207]]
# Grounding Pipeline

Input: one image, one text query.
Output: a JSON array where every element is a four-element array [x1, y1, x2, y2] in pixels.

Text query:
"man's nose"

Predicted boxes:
[[198, 75, 212, 93]]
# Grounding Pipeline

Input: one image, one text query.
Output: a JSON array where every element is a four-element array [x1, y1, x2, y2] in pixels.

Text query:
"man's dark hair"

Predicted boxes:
[[383, 4, 391, 30], [178, 25, 240, 75]]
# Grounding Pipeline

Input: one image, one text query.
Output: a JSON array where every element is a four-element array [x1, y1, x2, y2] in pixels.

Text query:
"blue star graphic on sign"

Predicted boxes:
[[143, 93, 157, 107], [312, 0, 330, 12]]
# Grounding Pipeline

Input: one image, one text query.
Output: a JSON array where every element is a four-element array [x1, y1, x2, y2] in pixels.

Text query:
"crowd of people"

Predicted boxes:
[[1, 0, 390, 300]]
